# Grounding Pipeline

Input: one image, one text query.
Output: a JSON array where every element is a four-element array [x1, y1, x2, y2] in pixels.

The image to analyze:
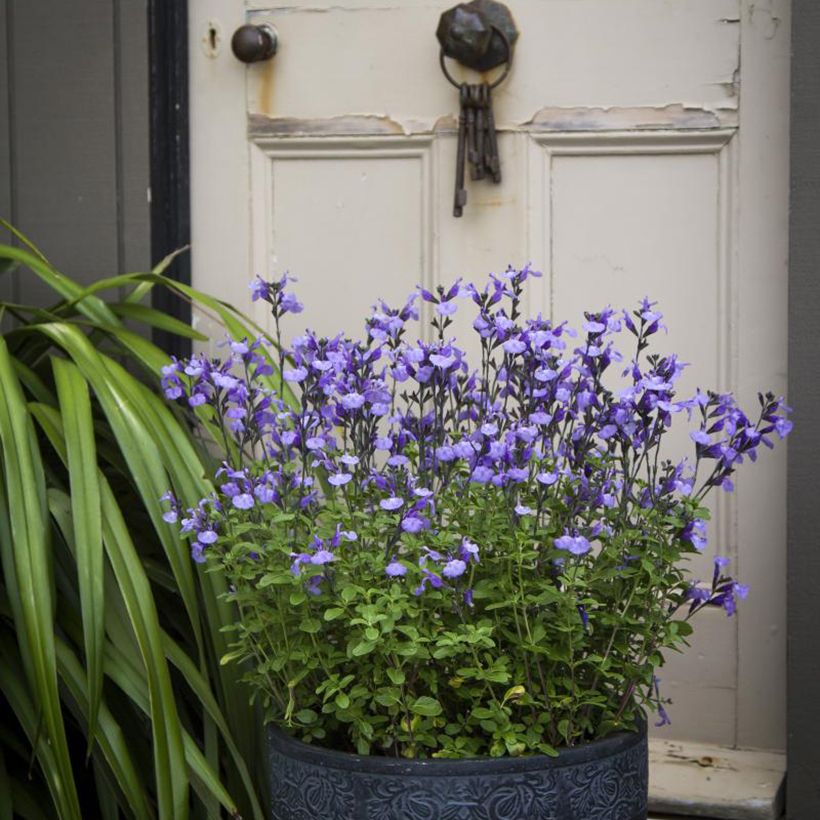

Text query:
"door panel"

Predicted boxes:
[[250, 138, 433, 339], [189, 0, 789, 750]]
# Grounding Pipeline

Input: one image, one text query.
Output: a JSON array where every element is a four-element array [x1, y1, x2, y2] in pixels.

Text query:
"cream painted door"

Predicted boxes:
[[189, 0, 790, 751]]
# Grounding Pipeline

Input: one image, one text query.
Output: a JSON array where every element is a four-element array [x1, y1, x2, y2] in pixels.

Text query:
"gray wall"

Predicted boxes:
[[0, 0, 150, 303], [789, 2, 820, 817]]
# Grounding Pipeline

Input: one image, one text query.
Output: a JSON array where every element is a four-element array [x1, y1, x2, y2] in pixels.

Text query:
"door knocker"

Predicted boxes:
[[436, 0, 518, 217]]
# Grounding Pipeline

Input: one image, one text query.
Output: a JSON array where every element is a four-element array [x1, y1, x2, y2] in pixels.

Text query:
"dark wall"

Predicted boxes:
[[0, 0, 150, 301], [788, 2, 820, 817]]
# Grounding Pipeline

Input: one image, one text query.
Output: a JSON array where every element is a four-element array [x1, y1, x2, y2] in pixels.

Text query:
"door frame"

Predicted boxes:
[[150, 2, 817, 814], [787, 3, 820, 817], [148, 0, 191, 361]]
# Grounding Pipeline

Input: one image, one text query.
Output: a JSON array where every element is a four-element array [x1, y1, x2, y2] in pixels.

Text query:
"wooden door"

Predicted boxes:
[[189, 0, 790, 751]]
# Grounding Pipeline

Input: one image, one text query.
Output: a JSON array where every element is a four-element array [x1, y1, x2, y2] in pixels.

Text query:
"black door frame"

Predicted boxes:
[[148, 0, 191, 361], [787, 4, 820, 818], [148, 3, 819, 816]]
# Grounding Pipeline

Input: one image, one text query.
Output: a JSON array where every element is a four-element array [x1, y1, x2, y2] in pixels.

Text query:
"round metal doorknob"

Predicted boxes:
[[231, 24, 278, 63]]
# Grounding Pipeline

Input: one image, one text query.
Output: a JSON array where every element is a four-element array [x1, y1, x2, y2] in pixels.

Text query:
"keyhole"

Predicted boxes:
[[202, 19, 222, 57]]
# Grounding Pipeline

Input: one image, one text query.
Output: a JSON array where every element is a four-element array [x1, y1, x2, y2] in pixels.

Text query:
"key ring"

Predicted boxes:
[[439, 26, 512, 91]]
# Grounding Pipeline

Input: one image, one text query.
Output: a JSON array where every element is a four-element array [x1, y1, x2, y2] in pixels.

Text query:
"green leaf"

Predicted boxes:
[[351, 640, 377, 657], [38, 324, 204, 667], [0, 636, 78, 819], [323, 607, 345, 621], [386, 668, 406, 686], [0, 338, 81, 819], [52, 358, 104, 756], [0, 238, 120, 327], [109, 302, 208, 341], [410, 696, 443, 717], [54, 637, 151, 820], [32, 403, 189, 819]]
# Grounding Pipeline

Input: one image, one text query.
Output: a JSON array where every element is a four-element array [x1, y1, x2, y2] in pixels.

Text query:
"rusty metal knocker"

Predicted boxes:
[[439, 25, 512, 91]]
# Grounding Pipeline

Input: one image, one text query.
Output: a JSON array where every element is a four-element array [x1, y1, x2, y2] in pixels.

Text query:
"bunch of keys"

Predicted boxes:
[[453, 82, 502, 217]]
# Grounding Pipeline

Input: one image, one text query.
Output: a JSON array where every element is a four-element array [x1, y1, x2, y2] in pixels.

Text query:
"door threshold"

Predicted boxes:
[[648, 738, 785, 820]]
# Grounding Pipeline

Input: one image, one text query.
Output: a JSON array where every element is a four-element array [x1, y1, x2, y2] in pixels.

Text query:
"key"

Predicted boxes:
[[453, 83, 468, 217], [472, 85, 487, 181], [466, 86, 479, 180], [484, 83, 502, 183]]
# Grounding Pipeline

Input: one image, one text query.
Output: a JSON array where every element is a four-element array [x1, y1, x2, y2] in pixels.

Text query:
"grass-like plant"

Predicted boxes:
[[0, 223, 274, 819]]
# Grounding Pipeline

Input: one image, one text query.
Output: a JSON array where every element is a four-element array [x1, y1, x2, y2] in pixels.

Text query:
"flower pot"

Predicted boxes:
[[266, 720, 647, 820]]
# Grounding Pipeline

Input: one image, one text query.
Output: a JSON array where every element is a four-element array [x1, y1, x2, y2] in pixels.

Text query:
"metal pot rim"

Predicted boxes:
[[267, 715, 646, 777]]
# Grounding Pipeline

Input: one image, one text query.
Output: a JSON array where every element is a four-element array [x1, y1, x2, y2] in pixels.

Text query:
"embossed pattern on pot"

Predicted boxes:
[[267, 721, 648, 820]]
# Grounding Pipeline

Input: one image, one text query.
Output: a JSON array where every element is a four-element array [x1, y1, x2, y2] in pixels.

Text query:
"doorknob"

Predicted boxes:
[[231, 24, 278, 63]]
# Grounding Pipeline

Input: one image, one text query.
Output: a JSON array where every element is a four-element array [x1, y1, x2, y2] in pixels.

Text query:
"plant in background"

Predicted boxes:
[[163, 266, 790, 760], [0, 225, 270, 820]]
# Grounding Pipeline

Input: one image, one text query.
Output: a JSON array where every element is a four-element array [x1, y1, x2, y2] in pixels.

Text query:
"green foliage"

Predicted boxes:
[[0, 225, 275, 818], [214, 477, 699, 760]]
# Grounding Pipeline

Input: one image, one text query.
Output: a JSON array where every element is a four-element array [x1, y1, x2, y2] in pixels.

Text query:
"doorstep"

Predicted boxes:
[[648, 738, 786, 820]]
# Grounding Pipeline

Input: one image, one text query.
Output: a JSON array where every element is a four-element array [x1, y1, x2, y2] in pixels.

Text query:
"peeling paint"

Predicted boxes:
[[649, 738, 785, 820], [749, 2, 782, 39], [249, 113, 409, 137], [250, 5, 422, 14], [522, 104, 736, 132], [250, 104, 739, 138]]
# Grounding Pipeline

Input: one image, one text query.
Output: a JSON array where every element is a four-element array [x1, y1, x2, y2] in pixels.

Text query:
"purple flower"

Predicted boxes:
[[198, 529, 218, 545], [515, 504, 534, 516], [442, 559, 467, 579], [503, 338, 526, 355], [684, 518, 708, 551], [690, 430, 711, 445], [161, 492, 179, 523], [430, 353, 456, 369], [281, 292, 304, 314], [413, 569, 444, 596], [380, 496, 404, 511], [470, 466, 494, 484], [290, 552, 310, 575], [310, 549, 334, 565], [460, 538, 480, 564], [775, 418, 793, 439], [191, 542, 206, 564], [385, 559, 407, 577], [341, 392, 365, 410], [401, 515, 427, 534], [328, 473, 353, 487], [554, 534, 591, 556], [250, 278, 270, 302], [232, 493, 254, 510], [283, 367, 308, 383], [655, 703, 671, 727], [536, 471, 558, 486]]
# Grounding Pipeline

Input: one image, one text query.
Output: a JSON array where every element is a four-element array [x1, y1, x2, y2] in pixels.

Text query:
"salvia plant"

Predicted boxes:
[[162, 266, 791, 760]]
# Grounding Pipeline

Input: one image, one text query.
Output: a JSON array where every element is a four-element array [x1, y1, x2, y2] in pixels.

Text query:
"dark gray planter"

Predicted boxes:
[[267, 720, 647, 820]]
